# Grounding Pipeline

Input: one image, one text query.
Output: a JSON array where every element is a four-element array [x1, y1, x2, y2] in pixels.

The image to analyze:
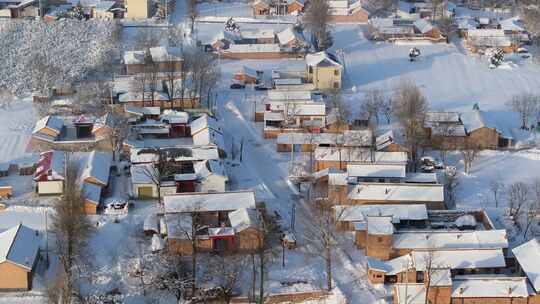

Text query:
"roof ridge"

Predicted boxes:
[[3, 224, 22, 264]]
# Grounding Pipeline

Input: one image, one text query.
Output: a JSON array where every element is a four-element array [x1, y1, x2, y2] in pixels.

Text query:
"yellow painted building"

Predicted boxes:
[[126, 0, 150, 19], [306, 51, 343, 90]]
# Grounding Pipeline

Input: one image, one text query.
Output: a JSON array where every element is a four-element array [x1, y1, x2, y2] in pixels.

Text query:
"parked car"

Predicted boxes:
[[255, 84, 271, 91], [517, 47, 531, 59], [420, 156, 444, 171], [230, 83, 245, 89]]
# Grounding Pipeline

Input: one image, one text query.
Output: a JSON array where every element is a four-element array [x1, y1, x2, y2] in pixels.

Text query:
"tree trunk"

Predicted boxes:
[[325, 244, 332, 291], [258, 253, 264, 304]]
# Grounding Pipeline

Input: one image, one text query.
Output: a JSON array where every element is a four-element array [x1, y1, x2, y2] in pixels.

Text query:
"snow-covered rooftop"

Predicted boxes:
[[123, 50, 146, 65], [190, 114, 222, 136], [305, 52, 342, 68], [467, 29, 512, 47], [392, 230, 508, 250], [347, 163, 406, 179], [229, 208, 260, 232], [412, 249, 506, 271], [164, 191, 256, 213], [34, 150, 65, 181], [161, 109, 189, 124], [149, 46, 182, 63], [334, 204, 428, 223], [460, 110, 517, 139], [130, 163, 156, 184], [82, 182, 102, 205], [314, 147, 408, 163], [348, 183, 443, 203], [405, 172, 438, 184], [267, 90, 313, 101], [0, 224, 40, 271], [33, 115, 64, 135], [451, 276, 530, 298], [512, 238, 540, 292], [226, 44, 281, 53], [367, 216, 394, 235], [413, 19, 434, 34], [82, 151, 112, 186], [366, 254, 413, 275], [241, 28, 275, 40]]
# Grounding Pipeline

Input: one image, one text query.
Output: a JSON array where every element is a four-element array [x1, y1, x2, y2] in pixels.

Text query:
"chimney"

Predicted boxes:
[[508, 287, 513, 295], [459, 287, 464, 294], [385, 188, 389, 195]]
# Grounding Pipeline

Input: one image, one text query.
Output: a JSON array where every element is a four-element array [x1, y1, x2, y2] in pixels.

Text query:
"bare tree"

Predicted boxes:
[[422, 250, 436, 304], [361, 88, 385, 126], [507, 181, 529, 228], [437, 16, 454, 43], [524, 178, 540, 238], [393, 80, 429, 170], [304, 0, 332, 50], [521, 6, 540, 46], [301, 197, 338, 292], [50, 160, 94, 303], [489, 178, 505, 208], [187, 0, 198, 34], [207, 255, 247, 304], [381, 95, 393, 124], [134, 28, 161, 51], [507, 93, 537, 130], [152, 250, 191, 303], [105, 113, 129, 161], [327, 90, 350, 130], [444, 168, 460, 208], [460, 140, 481, 174], [139, 148, 177, 204], [132, 72, 149, 106]]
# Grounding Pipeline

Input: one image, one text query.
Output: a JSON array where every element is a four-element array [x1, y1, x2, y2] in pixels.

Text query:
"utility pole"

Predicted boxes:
[[45, 209, 49, 268]]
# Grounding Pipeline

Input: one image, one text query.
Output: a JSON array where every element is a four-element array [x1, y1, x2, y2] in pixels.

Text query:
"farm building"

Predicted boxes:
[[347, 183, 445, 209]]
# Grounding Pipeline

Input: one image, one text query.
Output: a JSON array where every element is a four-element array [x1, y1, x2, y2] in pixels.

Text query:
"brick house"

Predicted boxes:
[[0, 224, 40, 291], [163, 191, 263, 255]]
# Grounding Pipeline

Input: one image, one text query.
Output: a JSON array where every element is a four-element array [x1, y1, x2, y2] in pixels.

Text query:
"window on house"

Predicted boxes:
[[333, 82, 339, 89], [376, 274, 382, 278], [334, 70, 339, 76], [377, 237, 383, 242], [308, 66, 313, 74]]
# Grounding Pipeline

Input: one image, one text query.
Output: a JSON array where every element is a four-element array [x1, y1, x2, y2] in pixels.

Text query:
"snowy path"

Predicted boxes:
[[216, 87, 384, 303]]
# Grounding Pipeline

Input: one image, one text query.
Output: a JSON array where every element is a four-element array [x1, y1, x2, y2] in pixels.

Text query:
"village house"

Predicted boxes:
[[31, 114, 113, 151], [80, 151, 113, 214], [276, 129, 372, 152], [130, 145, 222, 199], [0, 224, 41, 291], [276, 27, 310, 51], [163, 191, 263, 255], [347, 183, 445, 209], [125, 0, 149, 19], [306, 52, 343, 90], [368, 17, 443, 42], [123, 47, 183, 75], [263, 102, 326, 138], [33, 150, 65, 196], [460, 109, 516, 149], [367, 248, 507, 284], [286, 0, 304, 14], [234, 66, 262, 84], [333, 204, 429, 231], [466, 29, 516, 53], [313, 147, 408, 171], [424, 111, 467, 149], [189, 114, 225, 151], [252, 0, 270, 15], [0, 0, 38, 18], [512, 238, 540, 301], [394, 276, 533, 304], [327, 0, 371, 23]]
